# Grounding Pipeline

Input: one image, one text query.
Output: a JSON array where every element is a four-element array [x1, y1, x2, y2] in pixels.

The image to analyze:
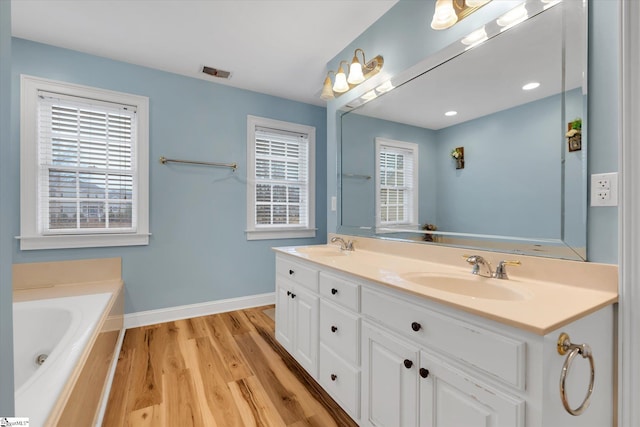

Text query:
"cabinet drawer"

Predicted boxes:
[[361, 287, 526, 390], [319, 272, 360, 311], [276, 256, 318, 292], [320, 300, 360, 365], [319, 344, 360, 419]]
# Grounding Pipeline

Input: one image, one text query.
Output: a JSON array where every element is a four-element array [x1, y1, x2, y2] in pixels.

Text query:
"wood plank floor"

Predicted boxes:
[[103, 305, 358, 427]]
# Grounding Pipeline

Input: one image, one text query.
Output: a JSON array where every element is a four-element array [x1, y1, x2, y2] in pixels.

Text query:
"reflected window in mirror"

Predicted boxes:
[[375, 138, 419, 229]]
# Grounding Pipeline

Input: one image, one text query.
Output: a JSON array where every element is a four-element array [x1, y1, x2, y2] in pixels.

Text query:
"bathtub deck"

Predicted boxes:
[[102, 305, 357, 427]]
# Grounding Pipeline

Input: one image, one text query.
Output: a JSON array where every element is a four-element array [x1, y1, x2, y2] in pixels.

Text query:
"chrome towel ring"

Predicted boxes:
[[557, 332, 595, 416]]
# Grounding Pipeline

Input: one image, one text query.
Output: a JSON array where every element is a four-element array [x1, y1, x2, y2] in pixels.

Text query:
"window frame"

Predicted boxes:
[[375, 137, 419, 230], [19, 75, 150, 250], [246, 115, 316, 240]]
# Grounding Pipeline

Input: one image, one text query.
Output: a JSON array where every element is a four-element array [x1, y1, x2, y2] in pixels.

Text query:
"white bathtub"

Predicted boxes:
[[13, 292, 112, 426]]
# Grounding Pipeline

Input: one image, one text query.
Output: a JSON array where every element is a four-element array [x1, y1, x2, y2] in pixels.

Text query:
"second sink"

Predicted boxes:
[[400, 272, 532, 301]]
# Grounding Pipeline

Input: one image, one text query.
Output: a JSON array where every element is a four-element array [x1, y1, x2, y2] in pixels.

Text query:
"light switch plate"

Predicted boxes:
[[591, 172, 618, 207]]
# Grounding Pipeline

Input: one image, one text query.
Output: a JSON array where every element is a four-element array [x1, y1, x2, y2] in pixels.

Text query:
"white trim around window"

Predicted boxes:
[[246, 115, 316, 240], [375, 137, 419, 230], [19, 75, 150, 250]]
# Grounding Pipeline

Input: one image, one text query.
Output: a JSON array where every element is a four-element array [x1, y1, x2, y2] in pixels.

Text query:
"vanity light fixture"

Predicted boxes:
[[461, 26, 488, 49], [320, 49, 384, 100], [333, 61, 350, 93], [497, 3, 529, 31], [431, 0, 492, 30], [522, 82, 541, 90], [445, 110, 458, 116]]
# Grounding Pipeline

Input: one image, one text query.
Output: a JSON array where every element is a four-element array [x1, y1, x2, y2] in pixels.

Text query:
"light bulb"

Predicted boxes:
[[320, 74, 335, 100], [431, 0, 458, 30], [348, 57, 365, 85], [333, 64, 349, 93]]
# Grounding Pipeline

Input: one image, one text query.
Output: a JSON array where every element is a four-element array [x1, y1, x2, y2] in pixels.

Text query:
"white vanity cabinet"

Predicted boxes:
[[275, 255, 320, 377], [274, 252, 615, 427]]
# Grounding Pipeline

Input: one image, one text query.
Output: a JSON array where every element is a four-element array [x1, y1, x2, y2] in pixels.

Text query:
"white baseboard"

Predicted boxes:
[[123, 292, 276, 329]]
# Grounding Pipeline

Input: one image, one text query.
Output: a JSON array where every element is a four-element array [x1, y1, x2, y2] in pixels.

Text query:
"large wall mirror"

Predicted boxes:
[[338, 0, 587, 261]]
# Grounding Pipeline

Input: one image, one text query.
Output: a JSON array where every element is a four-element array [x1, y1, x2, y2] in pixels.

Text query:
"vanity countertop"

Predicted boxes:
[[273, 243, 618, 335]]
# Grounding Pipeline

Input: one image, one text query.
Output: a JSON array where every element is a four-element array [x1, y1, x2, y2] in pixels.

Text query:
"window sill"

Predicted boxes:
[[245, 228, 316, 241], [17, 233, 150, 250]]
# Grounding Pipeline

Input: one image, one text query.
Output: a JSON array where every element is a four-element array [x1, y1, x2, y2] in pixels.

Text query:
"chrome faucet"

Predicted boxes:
[[465, 255, 493, 278], [493, 260, 521, 279], [331, 236, 354, 251]]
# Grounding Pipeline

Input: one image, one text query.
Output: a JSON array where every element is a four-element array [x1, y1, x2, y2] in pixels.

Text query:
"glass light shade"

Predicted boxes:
[[348, 58, 365, 85], [333, 65, 349, 93], [465, 0, 490, 7], [431, 0, 458, 30], [376, 81, 395, 93], [461, 26, 488, 46], [497, 4, 528, 28], [320, 75, 335, 100]]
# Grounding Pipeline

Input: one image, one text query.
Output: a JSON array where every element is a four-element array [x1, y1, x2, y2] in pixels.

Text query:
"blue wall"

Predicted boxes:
[[10, 38, 327, 314], [1, 0, 15, 416], [328, 0, 618, 264]]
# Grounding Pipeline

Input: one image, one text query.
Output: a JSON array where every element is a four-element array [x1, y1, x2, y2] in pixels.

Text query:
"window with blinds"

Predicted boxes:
[[38, 92, 137, 233], [376, 138, 419, 227], [247, 116, 315, 240], [20, 75, 149, 250]]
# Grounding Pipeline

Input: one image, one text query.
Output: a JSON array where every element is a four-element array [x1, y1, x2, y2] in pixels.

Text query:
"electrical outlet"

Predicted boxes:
[[591, 173, 618, 207]]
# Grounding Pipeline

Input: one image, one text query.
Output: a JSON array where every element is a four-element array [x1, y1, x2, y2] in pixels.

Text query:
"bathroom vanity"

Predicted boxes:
[[273, 238, 617, 427]]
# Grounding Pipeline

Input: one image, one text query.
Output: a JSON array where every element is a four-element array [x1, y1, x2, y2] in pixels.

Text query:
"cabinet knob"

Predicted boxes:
[[331, 325, 338, 333], [286, 290, 291, 296], [411, 322, 422, 332], [419, 368, 430, 378], [331, 288, 338, 295], [291, 293, 296, 299], [289, 269, 294, 275], [404, 359, 413, 369], [331, 374, 337, 381]]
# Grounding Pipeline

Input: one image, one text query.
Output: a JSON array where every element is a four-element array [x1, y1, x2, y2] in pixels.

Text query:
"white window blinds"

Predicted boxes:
[[254, 126, 309, 228], [378, 143, 416, 225], [37, 91, 137, 234]]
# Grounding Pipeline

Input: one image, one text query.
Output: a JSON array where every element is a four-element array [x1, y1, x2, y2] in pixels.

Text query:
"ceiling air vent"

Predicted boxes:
[[202, 66, 231, 79]]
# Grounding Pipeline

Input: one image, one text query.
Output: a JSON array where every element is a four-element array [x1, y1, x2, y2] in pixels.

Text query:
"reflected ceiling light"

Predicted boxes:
[[541, 0, 562, 9], [348, 49, 366, 85], [465, 0, 490, 6], [376, 80, 395, 94], [522, 82, 541, 90], [361, 90, 378, 101], [497, 4, 529, 31], [333, 61, 350, 93], [445, 111, 458, 116], [431, 0, 458, 30], [320, 71, 335, 100], [461, 26, 488, 49], [320, 49, 384, 100]]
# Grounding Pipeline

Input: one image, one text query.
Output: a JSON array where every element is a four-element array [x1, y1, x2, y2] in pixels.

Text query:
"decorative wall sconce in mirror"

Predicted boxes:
[[431, 0, 492, 30], [321, 48, 384, 100]]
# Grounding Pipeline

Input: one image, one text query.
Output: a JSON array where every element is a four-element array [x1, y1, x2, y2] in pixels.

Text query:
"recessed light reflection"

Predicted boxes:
[[522, 82, 540, 91], [445, 111, 458, 117]]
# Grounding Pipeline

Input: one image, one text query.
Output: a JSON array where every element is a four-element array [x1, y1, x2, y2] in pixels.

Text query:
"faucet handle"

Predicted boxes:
[[493, 260, 521, 279]]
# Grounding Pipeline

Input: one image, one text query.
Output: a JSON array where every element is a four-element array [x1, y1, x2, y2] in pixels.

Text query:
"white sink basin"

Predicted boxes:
[[296, 246, 349, 257], [400, 273, 531, 301]]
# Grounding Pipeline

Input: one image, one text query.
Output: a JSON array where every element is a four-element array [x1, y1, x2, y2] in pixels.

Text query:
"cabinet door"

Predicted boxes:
[[293, 286, 319, 377], [275, 279, 294, 353], [362, 322, 420, 427], [419, 351, 525, 427]]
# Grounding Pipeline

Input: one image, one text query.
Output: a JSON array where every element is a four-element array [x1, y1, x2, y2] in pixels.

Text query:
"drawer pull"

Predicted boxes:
[[330, 374, 337, 381], [331, 288, 338, 295], [331, 325, 338, 333], [289, 269, 294, 275], [404, 359, 413, 369], [420, 368, 430, 378], [286, 291, 291, 296], [411, 322, 422, 332]]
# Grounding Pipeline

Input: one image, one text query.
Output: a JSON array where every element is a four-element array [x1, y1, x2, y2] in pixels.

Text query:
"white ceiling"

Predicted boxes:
[[11, 0, 398, 106]]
